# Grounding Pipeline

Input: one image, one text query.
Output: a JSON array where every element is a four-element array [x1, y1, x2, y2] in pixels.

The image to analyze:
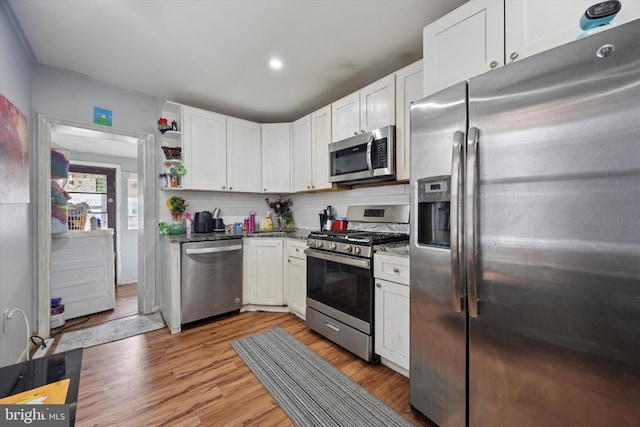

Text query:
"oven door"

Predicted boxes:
[[305, 248, 373, 334]]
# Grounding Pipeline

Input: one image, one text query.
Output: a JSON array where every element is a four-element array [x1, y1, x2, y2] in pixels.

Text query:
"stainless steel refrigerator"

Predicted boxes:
[[409, 19, 640, 427]]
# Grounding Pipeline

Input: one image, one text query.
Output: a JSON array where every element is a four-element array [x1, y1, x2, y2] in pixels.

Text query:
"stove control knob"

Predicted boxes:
[[329, 242, 337, 250], [315, 241, 324, 248], [343, 245, 352, 253], [353, 247, 361, 255]]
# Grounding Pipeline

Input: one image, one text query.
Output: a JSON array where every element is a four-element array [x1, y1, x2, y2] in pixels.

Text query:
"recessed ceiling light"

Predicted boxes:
[[270, 59, 283, 70]]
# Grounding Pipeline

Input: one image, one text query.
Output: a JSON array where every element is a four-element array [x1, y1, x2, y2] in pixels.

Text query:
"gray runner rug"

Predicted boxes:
[[54, 312, 165, 353], [231, 327, 414, 427]]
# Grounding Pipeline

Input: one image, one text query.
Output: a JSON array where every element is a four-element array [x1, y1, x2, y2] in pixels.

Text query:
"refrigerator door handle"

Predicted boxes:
[[466, 127, 480, 317], [450, 130, 465, 312]]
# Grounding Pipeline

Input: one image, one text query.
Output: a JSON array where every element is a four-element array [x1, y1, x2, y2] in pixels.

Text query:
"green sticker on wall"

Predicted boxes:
[[93, 107, 112, 127]]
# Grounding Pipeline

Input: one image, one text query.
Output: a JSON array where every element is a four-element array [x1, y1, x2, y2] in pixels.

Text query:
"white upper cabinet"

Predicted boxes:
[[506, 0, 640, 64], [332, 91, 360, 142], [261, 123, 291, 193], [292, 105, 332, 193], [332, 74, 395, 142], [227, 117, 261, 193], [360, 74, 395, 133], [394, 60, 423, 181], [291, 114, 312, 192], [424, 0, 640, 97], [423, 0, 504, 97], [311, 105, 332, 191], [182, 105, 227, 191]]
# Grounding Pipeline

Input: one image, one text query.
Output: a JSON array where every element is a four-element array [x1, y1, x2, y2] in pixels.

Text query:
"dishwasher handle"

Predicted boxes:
[[185, 244, 242, 255]]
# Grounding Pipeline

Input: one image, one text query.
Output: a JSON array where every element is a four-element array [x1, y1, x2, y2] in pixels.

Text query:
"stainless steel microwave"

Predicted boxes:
[[329, 125, 395, 184]]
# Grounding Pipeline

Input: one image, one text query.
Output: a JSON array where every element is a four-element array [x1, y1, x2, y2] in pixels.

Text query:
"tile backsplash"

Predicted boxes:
[[291, 184, 410, 229], [159, 183, 410, 230]]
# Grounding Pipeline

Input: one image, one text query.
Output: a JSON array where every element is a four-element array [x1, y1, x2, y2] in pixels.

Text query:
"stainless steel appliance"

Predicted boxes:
[[181, 239, 243, 324], [329, 125, 395, 184], [305, 205, 409, 361], [410, 20, 640, 427]]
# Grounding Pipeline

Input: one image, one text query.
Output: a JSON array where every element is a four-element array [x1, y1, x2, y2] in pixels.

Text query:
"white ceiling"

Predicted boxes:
[[7, 0, 467, 123]]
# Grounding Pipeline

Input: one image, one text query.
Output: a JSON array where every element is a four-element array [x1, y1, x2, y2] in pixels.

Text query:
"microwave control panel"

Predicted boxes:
[[372, 138, 389, 168]]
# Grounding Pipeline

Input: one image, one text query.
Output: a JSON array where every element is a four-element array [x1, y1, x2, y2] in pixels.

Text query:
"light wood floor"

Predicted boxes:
[[51, 283, 139, 335], [76, 311, 434, 426]]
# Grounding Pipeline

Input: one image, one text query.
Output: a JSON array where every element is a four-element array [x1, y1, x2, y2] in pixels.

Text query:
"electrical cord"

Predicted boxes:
[[7, 308, 31, 362], [30, 335, 46, 348]]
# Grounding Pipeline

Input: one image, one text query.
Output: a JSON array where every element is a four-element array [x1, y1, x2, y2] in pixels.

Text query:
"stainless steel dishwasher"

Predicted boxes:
[[181, 239, 243, 324]]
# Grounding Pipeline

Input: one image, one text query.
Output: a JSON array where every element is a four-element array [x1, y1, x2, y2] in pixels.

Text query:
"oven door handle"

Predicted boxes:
[[304, 248, 371, 269]]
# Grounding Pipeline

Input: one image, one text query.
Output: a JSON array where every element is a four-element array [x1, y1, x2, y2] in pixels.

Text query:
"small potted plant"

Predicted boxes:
[[265, 197, 294, 229], [166, 196, 188, 223]]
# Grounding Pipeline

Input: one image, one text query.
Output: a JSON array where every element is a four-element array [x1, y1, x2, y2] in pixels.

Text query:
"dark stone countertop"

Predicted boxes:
[[373, 242, 410, 258], [162, 228, 314, 244]]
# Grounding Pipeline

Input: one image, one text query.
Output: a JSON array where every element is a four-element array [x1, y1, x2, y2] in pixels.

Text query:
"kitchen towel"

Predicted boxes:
[[231, 327, 414, 427]]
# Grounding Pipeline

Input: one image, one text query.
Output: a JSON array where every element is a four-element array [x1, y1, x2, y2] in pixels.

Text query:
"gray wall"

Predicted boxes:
[[0, 3, 34, 367], [32, 64, 158, 136]]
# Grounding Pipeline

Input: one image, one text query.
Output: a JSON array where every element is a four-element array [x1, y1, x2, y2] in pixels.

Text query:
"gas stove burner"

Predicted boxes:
[[308, 229, 361, 238]]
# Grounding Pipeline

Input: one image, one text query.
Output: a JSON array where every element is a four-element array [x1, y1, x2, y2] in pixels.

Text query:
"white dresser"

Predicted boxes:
[[51, 229, 115, 320]]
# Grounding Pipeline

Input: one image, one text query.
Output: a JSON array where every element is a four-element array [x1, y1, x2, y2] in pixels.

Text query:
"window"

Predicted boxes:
[[63, 172, 109, 230]]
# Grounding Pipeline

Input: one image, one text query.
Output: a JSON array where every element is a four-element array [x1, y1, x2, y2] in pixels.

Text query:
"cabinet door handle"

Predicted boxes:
[[393, 267, 399, 273], [510, 51, 519, 61], [360, 129, 365, 134], [353, 131, 359, 136], [222, 186, 225, 189], [229, 186, 233, 190], [490, 60, 498, 69], [264, 188, 267, 191], [376, 282, 382, 288]]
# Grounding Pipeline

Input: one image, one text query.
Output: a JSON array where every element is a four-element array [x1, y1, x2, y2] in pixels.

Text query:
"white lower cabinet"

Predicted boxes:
[[374, 253, 410, 377], [285, 239, 307, 319], [243, 238, 284, 306], [160, 237, 181, 334]]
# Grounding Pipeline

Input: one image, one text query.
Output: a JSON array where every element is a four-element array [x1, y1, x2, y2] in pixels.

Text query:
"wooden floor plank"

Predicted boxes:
[[75, 311, 433, 426]]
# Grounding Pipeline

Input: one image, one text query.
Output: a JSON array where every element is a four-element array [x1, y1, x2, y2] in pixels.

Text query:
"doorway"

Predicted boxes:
[[36, 115, 157, 339], [65, 165, 118, 278]]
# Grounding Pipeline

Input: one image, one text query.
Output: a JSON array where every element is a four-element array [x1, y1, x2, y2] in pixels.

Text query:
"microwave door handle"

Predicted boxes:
[[450, 131, 464, 313], [366, 134, 374, 176]]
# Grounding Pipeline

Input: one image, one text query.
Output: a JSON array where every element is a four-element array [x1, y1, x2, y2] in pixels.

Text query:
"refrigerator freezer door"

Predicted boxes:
[[410, 81, 468, 427], [467, 20, 640, 426]]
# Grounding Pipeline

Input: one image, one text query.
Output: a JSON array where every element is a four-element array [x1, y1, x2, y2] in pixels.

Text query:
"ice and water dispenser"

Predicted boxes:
[[417, 177, 451, 247]]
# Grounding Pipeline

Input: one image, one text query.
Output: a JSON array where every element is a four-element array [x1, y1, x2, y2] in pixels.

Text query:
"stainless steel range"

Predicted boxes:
[[305, 205, 409, 361]]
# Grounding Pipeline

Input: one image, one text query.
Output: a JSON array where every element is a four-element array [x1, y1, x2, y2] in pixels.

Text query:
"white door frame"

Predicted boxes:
[[36, 114, 157, 338]]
